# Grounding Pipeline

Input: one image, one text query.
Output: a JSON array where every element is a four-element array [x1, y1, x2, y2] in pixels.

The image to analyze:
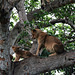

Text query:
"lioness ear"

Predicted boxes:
[[17, 47, 20, 49], [12, 46, 15, 48], [31, 29, 36, 32], [33, 29, 36, 32]]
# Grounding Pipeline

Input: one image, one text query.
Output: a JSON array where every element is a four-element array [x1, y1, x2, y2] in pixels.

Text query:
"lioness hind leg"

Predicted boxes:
[[49, 53, 57, 56], [53, 43, 64, 54]]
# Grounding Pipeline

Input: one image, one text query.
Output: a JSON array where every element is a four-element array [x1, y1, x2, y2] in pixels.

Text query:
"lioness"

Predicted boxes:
[[31, 29, 65, 56], [12, 46, 34, 61]]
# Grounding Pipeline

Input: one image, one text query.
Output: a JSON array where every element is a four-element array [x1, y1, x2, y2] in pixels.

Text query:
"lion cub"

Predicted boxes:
[[31, 29, 64, 56], [12, 46, 34, 61]]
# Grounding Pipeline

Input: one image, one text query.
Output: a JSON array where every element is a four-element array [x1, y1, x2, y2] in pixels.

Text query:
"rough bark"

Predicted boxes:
[[0, 0, 23, 75], [13, 51, 75, 75], [15, 0, 28, 24], [9, 22, 22, 46], [30, 40, 38, 54], [15, 0, 31, 36], [0, 69, 8, 75], [0, 1, 11, 73]]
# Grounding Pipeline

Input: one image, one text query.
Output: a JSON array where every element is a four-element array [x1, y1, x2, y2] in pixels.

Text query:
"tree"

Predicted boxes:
[[0, 0, 75, 75]]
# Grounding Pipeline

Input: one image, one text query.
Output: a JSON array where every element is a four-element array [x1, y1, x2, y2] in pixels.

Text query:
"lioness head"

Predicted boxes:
[[12, 46, 20, 52], [31, 29, 42, 39]]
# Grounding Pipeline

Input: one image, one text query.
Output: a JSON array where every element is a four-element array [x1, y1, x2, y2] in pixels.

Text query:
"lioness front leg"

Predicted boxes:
[[14, 54, 20, 62], [36, 44, 42, 56]]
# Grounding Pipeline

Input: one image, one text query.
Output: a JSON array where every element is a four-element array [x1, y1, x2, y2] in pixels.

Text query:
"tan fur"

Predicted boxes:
[[12, 46, 34, 61], [0, 40, 4, 45], [10, 55, 13, 60], [0, 57, 5, 61], [31, 29, 64, 56], [46, 0, 50, 2]]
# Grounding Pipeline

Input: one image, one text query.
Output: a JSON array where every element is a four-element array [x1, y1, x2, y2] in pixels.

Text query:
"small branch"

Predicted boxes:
[[65, 18, 75, 31], [64, 39, 75, 45], [66, 36, 75, 39], [50, 19, 66, 24], [36, 19, 66, 28], [36, 19, 75, 30], [65, 30, 75, 39]]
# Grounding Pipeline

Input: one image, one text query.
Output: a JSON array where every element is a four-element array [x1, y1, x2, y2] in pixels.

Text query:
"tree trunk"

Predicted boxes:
[[0, 0, 21, 75], [0, 10, 11, 75]]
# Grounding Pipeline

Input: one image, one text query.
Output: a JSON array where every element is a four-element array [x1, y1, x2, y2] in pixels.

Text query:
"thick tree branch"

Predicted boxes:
[[9, 22, 22, 46], [44, 0, 75, 12], [36, 19, 75, 30], [14, 51, 75, 75], [6, 0, 22, 7], [0, 0, 22, 13], [27, 0, 75, 21], [30, 40, 37, 54], [9, 0, 30, 46], [15, 0, 31, 35], [9, 22, 22, 54], [15, 0, 28, 24]]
